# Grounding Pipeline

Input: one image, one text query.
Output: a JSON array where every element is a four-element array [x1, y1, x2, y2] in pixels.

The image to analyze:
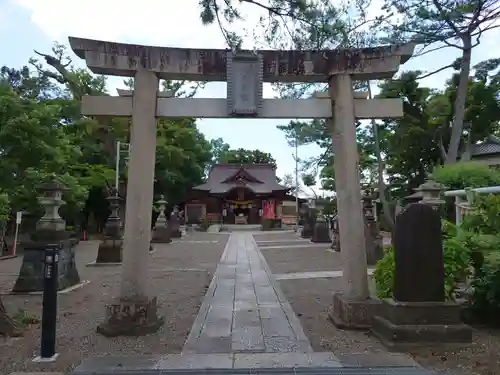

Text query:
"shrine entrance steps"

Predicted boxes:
[[220, 224, 262, 232]]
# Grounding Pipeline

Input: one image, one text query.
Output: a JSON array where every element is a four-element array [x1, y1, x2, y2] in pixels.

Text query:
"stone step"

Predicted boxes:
[[71, 352, 424, 373], [220, 225, 262, 232], [72, 369, 436, 375], [71, 353, 341, 373]]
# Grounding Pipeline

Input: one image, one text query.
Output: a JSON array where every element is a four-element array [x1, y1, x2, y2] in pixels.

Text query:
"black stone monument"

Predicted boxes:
[[372, 203, 472, 349], [311, 214, 331, 243]]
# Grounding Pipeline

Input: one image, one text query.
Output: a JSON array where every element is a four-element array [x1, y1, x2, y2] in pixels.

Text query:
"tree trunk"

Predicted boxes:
[[367, 82, 394, 231], [0, 296, 21, 337], [445, 37, 472, 164]]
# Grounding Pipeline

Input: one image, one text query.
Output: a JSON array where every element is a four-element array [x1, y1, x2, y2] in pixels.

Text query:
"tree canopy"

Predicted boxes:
[[0, 43, 283, 231]]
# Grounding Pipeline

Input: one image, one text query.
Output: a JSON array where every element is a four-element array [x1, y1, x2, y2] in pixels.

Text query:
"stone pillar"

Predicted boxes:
[[371, 191, 472, 348], [97, 69, 163, 336], [363, 190, 383, 265], [95, 189, 123, 263], [328, 75, 377, 329], [12, 179, 81, 293], [152, 195, 171, 243]]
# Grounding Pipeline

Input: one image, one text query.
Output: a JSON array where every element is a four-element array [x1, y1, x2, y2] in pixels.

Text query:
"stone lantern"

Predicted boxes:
[[95, 188, 123, 263], [167, 204, 182, 239], [416, 180, 445, 210], [362, 189, 383, 265], [35, 179, 69, 237], [12, 178, 81, 293], [152, 195, 171, 243]]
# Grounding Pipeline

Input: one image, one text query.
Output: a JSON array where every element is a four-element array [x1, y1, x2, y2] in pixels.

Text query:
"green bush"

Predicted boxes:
[[373, 221, 471, 301], [373, 246, 395, 299], [432, 162, 500, 190], [459, 194, 500, 324], [467, 252, 500, 325]]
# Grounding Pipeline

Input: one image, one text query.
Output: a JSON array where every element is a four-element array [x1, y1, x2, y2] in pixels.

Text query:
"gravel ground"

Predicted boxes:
[[0, 233, 229, 374], [261, 245, 342, 273], [274, 265, 500, 375]]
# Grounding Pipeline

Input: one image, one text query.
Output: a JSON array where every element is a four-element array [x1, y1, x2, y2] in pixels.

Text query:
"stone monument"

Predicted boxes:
[[152, 195, 171, 243], [311, 213, 331, 243], [95, 188, 123, 263], [371, 194, 472, 348], [12, 179, 81, 293], [363, 190, 383, 265]]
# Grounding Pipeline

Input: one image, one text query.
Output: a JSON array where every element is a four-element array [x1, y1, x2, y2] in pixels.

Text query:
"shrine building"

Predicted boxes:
[[184, 163, 299, 225]]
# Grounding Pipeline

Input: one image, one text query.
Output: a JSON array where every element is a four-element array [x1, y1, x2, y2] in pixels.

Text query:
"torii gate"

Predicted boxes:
[[68, 37, 414, 336]]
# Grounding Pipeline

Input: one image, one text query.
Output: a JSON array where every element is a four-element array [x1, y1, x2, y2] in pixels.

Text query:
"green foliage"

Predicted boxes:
[[214, 146, 277, 167], [12, 309, 40, 326], [373, 246, 396, 299], [0, 192, 10, 223], [432, 162, 500, 190]]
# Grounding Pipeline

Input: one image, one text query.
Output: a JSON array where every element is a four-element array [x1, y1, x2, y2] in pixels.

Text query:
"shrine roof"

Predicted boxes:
[[193, 164, 289, 194], [68, 37, 415, 81], [471, 135, 500, 156]]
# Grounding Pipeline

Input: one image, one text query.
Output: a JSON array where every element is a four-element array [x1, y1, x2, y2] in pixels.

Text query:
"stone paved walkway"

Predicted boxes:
[[183, 233, 315, 354]]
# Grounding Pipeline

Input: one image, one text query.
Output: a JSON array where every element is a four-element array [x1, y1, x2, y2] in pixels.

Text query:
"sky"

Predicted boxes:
[[1, 0, 500, 197]]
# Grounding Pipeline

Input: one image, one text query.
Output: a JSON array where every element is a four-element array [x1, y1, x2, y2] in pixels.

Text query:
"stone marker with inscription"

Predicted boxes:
[[227, 51, 263, 117], [371, 203, 472, 348]]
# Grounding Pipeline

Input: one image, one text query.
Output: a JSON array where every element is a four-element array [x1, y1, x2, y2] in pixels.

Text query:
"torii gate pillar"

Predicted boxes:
[[327, 75, 379, 329], [96, 69, 164, 337]]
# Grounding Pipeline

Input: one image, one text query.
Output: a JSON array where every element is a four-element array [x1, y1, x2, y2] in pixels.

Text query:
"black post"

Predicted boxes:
[[40, 244, 59, 359]]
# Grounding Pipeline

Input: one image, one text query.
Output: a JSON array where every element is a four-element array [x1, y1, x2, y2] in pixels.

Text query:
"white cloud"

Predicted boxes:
[[13, 0, 267, 49]]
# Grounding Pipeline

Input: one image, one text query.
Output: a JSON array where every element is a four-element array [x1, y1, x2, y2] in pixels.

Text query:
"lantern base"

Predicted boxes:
[[96, 238, 123, 263], [11, 239, 80, 293], [152, 226, 172, 243]]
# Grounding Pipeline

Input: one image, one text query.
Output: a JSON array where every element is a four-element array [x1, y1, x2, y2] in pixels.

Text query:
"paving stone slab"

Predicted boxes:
[[232, 326, 266, 352], [233, 352, 342, 368], [155, 354, 234, 369]]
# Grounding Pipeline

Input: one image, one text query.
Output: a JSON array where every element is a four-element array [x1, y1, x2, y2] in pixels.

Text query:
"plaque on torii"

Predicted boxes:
[[226, 51, 263, 117]]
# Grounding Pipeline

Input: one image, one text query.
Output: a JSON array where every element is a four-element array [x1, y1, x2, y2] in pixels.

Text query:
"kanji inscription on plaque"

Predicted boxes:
[[227, 52, 263, 117]]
